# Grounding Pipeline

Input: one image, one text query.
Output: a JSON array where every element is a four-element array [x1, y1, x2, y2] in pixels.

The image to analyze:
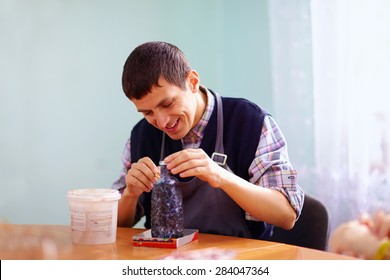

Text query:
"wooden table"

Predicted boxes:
[[0, 224, 354, 260]]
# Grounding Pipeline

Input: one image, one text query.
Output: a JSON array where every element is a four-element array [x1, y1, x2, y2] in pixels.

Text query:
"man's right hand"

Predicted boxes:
[[124, 157, 160, 198]]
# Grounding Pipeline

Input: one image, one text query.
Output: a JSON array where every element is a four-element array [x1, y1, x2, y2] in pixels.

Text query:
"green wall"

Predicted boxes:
[[0, 0, 273, 224]]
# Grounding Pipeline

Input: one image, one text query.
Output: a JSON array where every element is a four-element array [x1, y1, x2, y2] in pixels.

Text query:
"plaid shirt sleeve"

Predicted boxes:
[[111, 138, 146, 225], [112, 138, 132, 191], [246, 115, 304, 221]]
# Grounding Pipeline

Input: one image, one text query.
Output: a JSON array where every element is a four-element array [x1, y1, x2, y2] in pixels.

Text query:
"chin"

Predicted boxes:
[[166, 129, 188, 140], [167, 133, 183, 141]]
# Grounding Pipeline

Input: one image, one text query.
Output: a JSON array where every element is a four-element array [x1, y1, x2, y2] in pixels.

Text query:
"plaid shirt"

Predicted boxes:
[[113, 89, 304, 219]]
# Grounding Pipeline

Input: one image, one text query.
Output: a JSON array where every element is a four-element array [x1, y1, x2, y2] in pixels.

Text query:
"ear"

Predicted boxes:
[[187, 70, 200, 93]]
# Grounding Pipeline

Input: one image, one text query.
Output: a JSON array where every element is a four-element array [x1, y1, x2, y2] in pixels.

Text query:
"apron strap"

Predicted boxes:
[[209, 90, 229, 168]]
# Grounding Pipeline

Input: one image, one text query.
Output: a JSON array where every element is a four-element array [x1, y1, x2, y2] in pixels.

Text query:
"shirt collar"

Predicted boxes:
[[182, 86, 215, 146]]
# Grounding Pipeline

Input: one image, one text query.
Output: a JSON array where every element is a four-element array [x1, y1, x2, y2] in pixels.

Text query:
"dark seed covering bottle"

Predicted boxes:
[[151, 161, 184, 238]]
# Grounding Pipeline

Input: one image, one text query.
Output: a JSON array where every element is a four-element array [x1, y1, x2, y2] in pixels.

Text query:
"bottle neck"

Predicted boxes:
[[159, 162, 170, 177]]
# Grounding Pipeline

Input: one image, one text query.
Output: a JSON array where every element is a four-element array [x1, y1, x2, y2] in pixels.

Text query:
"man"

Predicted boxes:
[[113, 41, 304, 239]]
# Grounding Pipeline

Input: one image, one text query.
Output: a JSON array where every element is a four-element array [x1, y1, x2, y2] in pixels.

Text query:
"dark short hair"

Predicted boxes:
[[122, 41, 192, 100]]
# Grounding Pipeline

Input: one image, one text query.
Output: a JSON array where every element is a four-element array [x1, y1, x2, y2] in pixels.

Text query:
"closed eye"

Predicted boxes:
[[138, 98, 174, 116], [159, 97, 175, 109], [162, 101, 173, 108]]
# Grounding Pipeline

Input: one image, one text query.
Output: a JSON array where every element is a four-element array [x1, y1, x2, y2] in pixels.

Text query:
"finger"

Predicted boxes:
[[126, 158, 159, 192], [138, 157, 160, 178], [165, 149, 204, 170], [128, 167, 154, 189], [125, 172, 152, 195], [136, 158, 160, 182], [173, 162, 210, 178], [165, 149, 201, 162]]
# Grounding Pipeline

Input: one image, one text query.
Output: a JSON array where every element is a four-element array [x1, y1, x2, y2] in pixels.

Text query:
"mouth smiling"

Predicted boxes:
[[165, 119, 179, 130]]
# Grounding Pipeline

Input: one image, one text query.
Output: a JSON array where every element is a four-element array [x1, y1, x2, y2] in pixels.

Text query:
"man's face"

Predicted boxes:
[[131, 75, 202, 140]]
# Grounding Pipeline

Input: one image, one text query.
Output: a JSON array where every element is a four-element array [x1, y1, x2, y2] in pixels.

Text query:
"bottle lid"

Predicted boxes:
[[159, 160, 166, 166]]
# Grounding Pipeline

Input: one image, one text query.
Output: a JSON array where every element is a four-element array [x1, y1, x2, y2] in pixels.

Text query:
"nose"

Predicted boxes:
[[155, 112, 169, 129]]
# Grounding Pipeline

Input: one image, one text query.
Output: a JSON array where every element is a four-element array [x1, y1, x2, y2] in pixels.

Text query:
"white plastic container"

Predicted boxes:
[[67, 188, 121, 245]]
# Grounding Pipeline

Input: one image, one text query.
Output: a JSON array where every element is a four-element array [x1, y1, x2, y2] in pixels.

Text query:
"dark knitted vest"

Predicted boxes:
[[130, 90, 272, 239]]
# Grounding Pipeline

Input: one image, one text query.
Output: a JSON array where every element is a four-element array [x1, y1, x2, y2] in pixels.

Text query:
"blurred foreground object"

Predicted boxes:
[[0, 223, 60, 259], [329, 211, 390, 259]]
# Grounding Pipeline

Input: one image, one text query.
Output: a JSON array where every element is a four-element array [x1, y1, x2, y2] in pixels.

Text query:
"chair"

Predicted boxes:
[[268, 194, 330, 251]]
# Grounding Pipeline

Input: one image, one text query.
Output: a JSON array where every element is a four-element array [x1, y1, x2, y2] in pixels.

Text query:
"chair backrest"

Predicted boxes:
[[268, 194, 330, 251]]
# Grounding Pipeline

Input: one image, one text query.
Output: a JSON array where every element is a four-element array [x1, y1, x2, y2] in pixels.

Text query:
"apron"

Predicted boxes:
[[175, 90, 254, 238]]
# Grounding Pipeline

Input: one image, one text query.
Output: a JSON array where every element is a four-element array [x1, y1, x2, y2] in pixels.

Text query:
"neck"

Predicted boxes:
[[193, 87, 208, 126]]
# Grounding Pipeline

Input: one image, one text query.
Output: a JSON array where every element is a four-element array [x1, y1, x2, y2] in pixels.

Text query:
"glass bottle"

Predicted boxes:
[[151, 161, 184, 238]]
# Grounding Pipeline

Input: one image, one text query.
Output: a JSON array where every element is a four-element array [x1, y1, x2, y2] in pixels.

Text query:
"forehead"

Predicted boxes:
[[132, 79, 180, 110]]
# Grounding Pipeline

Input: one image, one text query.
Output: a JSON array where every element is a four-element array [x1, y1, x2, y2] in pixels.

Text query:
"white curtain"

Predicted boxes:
[[269, 0, 390, 232]]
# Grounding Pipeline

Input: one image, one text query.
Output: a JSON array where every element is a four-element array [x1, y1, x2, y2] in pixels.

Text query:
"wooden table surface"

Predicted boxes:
[[0, 224, 354, 260]]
